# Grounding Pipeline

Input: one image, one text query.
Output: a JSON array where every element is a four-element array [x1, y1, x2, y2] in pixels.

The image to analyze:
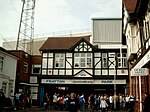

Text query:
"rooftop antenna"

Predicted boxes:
[[16, 0, 36, 54]]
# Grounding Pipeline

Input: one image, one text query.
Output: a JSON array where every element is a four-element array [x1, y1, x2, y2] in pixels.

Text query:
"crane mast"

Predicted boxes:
[[16, 0, 36, 54]]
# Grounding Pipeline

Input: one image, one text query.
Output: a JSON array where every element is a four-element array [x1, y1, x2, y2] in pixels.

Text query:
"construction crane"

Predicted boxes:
[[16, 0, 36, 54]]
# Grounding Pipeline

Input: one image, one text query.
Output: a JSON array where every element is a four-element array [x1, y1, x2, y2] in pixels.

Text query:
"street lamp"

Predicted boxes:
[[114, 62, 116, 109]]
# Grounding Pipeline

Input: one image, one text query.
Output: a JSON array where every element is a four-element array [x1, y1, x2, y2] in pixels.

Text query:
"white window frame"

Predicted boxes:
[[102, 53, 108, 68], [32, 65, 41, 74], [117, 53, 127, 68], [74, 53, 92, 68], [54, 53, 65, 68]]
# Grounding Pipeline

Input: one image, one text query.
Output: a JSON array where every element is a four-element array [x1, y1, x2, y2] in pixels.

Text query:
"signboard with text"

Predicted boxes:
[[132, 68, 149, 76], [41, 79, 126, 85]]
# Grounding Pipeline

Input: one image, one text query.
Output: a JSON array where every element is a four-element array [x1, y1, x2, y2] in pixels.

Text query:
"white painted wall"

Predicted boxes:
[[0, 50, 17, 97]]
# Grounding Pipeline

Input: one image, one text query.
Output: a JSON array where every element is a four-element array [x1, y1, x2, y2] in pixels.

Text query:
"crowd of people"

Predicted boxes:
[[42, 92, 138, 112], [0, 91, 31, 111], [1, 90, 150, 112]]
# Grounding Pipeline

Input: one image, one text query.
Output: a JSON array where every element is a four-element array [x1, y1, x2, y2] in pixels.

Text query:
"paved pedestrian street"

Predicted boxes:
[[4, 106, 128, 112]]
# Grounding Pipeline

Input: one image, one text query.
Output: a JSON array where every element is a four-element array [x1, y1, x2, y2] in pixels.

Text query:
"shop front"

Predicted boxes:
[[39, 78, 126, 105]]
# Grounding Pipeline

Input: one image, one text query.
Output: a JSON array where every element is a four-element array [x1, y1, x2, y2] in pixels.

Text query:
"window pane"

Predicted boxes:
[[43, 53, 47, 57], [33, 67, 40, 74], [42, 69, 47, 75], [42, 58, 47, 68], [87, 53, 91, 57], [81, 58, 85, 62], [81, 63, 85, 67], [75, 53, 79, 57], [81, 53, 85, 57]]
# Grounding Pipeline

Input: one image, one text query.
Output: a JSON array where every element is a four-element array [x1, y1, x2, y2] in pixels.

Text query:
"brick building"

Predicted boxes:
[[123, 0, 150, 111]]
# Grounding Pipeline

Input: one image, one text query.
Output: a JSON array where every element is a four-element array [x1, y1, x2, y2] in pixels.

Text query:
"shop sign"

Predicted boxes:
[[41, 79, 126, 84], [132, 68, 149, 76]]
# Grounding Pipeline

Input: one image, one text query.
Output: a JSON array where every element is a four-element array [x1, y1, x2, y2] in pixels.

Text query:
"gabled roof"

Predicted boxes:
[[40, 36, 91, 51], [123, 0, 137, 13]]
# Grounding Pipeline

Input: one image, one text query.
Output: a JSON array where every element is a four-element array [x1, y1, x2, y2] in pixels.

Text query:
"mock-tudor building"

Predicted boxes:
[[123, 0, 150, 111], [39, 35, 128, 105]]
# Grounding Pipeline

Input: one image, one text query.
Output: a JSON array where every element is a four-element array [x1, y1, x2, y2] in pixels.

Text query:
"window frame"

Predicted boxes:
[[2, 82, 7, 94], [24, 62, 28, 73], [54, 53, 65, 68], [117, 53, 127, 68], [102, 53, 108, 68], [32, 64, 41, 74], [0, 56, 4, 72], [74, 53, 92, 68]]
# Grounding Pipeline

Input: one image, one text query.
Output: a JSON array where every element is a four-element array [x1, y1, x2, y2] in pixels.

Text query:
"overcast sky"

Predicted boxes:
[[0, 0, 122, 46]]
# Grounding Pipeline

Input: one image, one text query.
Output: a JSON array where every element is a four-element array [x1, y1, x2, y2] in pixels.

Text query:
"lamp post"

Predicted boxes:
[[114, 64, 116, 109], [113, 54, 117, 110]]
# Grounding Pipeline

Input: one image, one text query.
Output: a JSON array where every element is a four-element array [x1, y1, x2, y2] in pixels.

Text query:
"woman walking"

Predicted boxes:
[[100, 98, 108, 112]]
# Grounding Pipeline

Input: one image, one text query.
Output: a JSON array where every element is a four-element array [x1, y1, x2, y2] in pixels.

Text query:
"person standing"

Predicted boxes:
[[129, 94, 135, 112], [68, 93, 79, 112], [0, 90, 5, 111], [143, 92, 150, 112], [15, 92, 21, 109], [100, 98, 108, 112], [109, 94, 113, 111], [42, 93, 50, 110], [79, 93, 85, 110], [125, 94, 130, 110]]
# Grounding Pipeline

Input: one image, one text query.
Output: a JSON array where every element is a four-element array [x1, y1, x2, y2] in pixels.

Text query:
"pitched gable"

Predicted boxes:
[[71, 37, 97, 51]]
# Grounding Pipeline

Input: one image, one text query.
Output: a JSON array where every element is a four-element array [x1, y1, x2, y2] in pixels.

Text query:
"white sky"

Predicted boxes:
[[0, 0, 122, 46]]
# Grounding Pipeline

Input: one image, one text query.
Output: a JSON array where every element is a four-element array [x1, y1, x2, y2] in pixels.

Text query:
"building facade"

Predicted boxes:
[[9, 50, 41, 105], [39, 35, 128, 106], [123, 0, 150, 111], [0, 47, 17, 97]]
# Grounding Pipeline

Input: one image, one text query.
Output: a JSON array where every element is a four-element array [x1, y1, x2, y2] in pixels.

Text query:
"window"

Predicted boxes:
[[0, 56, 4, 71], [74, 53, 92, 68], [32, 65, 41, 74], [2, 82, 7, 94], [130, 25, 136, 37], [117, 53, 127, 68], [102, 53, 108, 68], [24, 62, 28, 73], [54, 53, 65, 68]]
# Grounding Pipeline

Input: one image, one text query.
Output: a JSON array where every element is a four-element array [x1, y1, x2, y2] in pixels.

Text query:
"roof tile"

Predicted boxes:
[[40, 36, 90, 51]]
